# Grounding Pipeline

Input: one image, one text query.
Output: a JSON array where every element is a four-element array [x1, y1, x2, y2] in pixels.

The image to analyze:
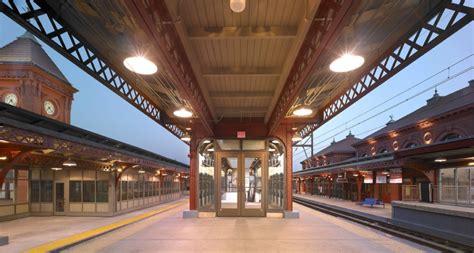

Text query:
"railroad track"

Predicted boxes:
[[293, 196, 474, 253]]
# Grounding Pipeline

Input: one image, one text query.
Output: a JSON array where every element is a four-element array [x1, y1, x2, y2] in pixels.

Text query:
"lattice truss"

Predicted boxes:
[[299, 0, 473, 139], [268, 0, 349, 134], [0, 125, 178, 169], [0, 0, 186, 139], [130, 0, 214, 135]]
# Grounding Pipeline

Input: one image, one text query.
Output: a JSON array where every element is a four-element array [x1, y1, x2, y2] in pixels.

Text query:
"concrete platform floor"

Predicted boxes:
[[295, 194, 392, 218], [64, 202, 435, 253], [0, 199, 187, 252]]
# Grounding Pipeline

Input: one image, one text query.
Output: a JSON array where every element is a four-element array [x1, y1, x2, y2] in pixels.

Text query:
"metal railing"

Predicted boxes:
[[433, 186, 473, 206], [402, 185, 420, 201]]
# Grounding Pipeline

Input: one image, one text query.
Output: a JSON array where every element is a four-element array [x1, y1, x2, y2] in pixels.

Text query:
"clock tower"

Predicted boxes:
[[0, 31, 77, 123]]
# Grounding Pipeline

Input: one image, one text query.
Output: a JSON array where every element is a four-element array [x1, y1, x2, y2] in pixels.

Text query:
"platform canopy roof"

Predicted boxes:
[[1, 0, 471, 141]]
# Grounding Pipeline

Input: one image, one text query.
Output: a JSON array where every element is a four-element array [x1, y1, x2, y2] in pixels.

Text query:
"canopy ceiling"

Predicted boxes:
[[5, 0, 469, 139]]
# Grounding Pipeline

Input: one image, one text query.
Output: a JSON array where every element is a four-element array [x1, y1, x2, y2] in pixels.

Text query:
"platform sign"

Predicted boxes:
[[363, 171, 373, 184], [336, 178, 348, 183], [376, 172, 387, 184], [237, 131, 246, 138], [389, 168, 402, 183]]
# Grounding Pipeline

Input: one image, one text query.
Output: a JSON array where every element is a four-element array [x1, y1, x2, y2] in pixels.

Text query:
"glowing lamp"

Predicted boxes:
[[330, 53, 364, 73], [434, 158, 447, 163], [123, 56, 157, 75], [63, 157, 77, 167], [293, 105, 313, 117], [292, 132, 303, 142], [180, 133, 191, 142], [173, 108, 193, 118], [230, 0, 245, 13]]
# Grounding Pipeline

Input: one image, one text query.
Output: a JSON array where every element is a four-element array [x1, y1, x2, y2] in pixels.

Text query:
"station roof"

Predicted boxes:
[[303, 132, 361, 163], [359, 82, 474, 142], [0, 31, 70, 83], [0, 103, 189, 170], [294, 136, 474, 177], [3, 0, 469, 139]]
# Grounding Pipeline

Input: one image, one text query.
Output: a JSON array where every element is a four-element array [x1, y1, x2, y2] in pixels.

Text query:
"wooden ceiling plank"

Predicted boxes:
[[209, 91, 274, 98], [187, 26, 297, 40], [202, 66, 280, 77]]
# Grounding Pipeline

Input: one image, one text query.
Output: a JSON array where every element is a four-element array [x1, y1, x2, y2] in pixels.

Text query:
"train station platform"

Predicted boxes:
[[0, 199, 434, 252], [294, 194, 392, 221], [0, 199, 186, 252]]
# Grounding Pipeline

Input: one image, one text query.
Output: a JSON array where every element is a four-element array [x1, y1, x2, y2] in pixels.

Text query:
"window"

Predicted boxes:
[[41, 181, 53, 202], [96, 181, 108, 202], [16, 170, 28, 204], [128, 181, 134, 199], [147, 181, 153, 197], [442, 133, 460, 142], [70, 181, 82, 202], [121, 181, 128, 201], [31, 181, 40, 203], [405, 143, 417, 148], [155, 181, 160, 196], [134, 180, 140, 198], [83, 181, 95, 202], [0, 170, 14, 205]]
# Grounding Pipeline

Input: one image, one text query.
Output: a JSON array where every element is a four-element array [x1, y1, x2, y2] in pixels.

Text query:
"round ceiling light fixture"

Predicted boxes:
[[292, 132, 303, 142], [293, 105, 313, 117], [230, 0, 246, 13], [63, 157, 77, 167], [123, 56, 158, 75], [434, 157, 447, 163], [173, 108, 193, 118], [180, 133, 191, 142], [329, 53, 365, 73]]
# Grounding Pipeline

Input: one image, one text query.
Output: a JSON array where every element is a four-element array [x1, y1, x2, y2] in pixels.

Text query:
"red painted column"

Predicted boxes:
[[356, 175, 363, 201], [285, 124, 293, 211], [189, 137, 198, 210]]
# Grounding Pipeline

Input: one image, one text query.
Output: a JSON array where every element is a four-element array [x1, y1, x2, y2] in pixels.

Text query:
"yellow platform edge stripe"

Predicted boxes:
[[26, 201, 186, 253]]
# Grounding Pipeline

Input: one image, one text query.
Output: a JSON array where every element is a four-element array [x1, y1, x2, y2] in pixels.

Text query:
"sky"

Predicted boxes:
[[0, 12, 473, 169]]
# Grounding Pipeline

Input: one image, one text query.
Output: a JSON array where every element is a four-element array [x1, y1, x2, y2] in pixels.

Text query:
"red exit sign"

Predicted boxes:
[[237, 131, 246, 138]]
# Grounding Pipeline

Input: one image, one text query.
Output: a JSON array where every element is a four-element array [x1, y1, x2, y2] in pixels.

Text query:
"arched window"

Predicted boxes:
[[441, 133, 460, 142], [405, 143, 417, 148]]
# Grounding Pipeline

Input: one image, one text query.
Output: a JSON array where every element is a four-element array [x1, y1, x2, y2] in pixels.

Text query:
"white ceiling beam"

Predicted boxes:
[[202, 67, 281, 77], [209, 91, 274, 98], [188, 26, 298, 40]]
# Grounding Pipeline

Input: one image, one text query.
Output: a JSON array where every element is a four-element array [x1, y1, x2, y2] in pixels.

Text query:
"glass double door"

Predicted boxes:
[[217, 152, 266, 217]]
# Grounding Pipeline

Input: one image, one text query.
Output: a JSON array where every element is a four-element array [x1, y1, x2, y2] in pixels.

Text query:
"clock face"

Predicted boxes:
[[44, 100, 56, 115], [4, 93, 18, 106]]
